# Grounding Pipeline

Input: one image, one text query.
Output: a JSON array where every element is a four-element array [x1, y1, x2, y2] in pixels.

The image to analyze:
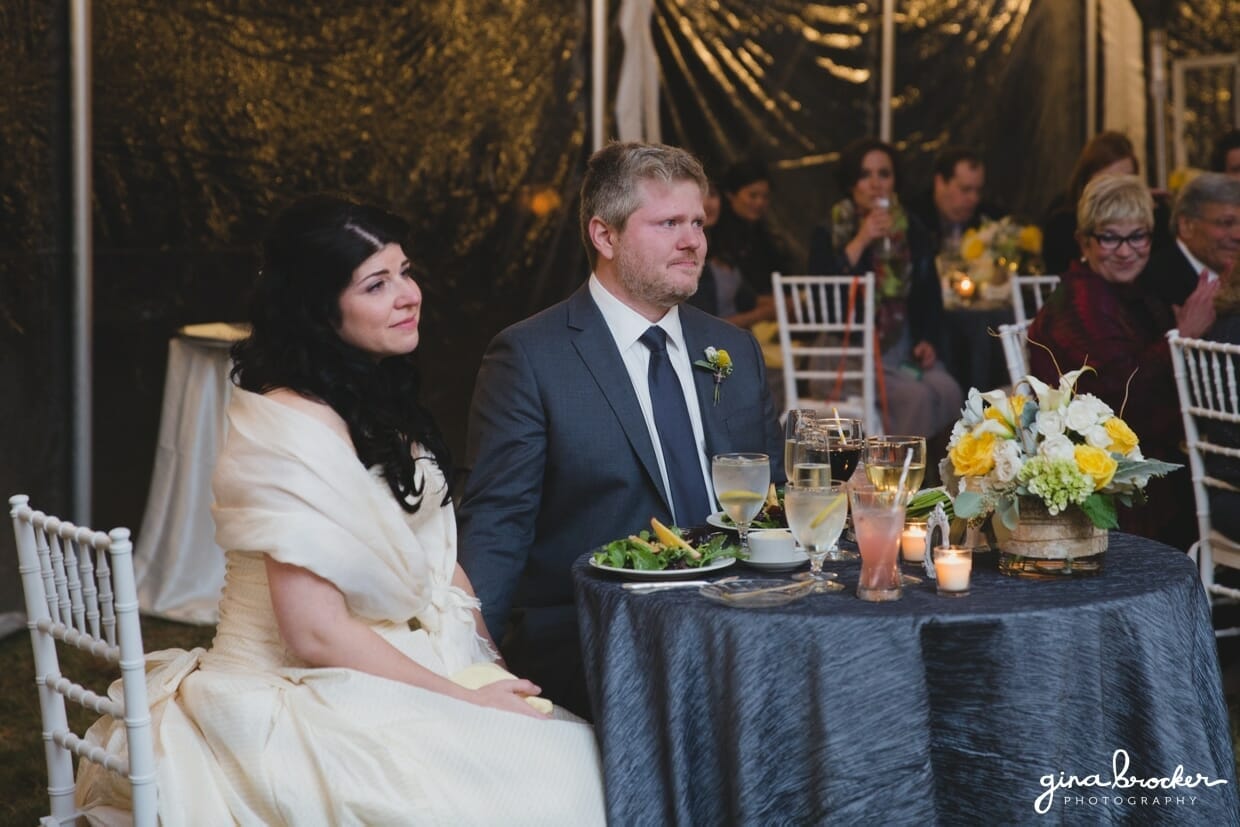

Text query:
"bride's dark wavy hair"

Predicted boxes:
[[230, 194, 451, 512]]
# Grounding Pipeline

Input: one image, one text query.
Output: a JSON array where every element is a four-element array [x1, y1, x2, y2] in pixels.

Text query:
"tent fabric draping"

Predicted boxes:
[[1102, 0, 1149, 171]]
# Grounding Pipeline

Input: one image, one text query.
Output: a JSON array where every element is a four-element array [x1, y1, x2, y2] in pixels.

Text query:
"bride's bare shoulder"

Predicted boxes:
[[263, 389, 352, 444]]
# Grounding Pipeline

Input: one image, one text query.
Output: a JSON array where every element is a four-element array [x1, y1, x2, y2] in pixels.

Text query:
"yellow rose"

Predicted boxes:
[[715, 349, 732, 369], [1018, 225, 1043, 254], [1103, 417, 1138, 456], [949, 431, 997, 477], [1074, 445, 1117, 490], [961, 231, 986, 262]]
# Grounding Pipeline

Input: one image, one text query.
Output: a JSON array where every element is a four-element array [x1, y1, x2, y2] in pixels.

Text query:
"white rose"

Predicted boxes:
[[704, 346, 718, 361], [1037, 410, 1065, 439], [1039, 434, 1075, 462], [1065, 398, 1103, 434], [950, 419, 967, 444], [1085, 425, 1111, 449], [992, 439, 1024, 483]]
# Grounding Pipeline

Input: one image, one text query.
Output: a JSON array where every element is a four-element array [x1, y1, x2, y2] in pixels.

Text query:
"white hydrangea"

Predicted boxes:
[[992, 439, 1024, 483]]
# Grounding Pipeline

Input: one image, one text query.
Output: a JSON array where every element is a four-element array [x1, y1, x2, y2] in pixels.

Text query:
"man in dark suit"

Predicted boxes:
[[1139, 172, 1240, 310], [907, 147, 1004, 255], [458, 142, 784, 718]]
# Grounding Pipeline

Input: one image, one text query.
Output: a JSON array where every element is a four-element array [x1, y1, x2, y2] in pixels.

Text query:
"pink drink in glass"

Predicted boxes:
[[850, 489, 905, 601]]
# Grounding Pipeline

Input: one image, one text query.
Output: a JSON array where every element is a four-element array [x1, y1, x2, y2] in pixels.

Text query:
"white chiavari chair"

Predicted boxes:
[[1168, 332, 1240, 637], [1010, 274, 1060, 324], [772, 272, 879, 433], [10, 495, 156, 826], [998, 321, 1032, 388]]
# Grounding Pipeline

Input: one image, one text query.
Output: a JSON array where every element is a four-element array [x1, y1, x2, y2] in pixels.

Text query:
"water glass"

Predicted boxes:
[[849, 487, 906, 602], [783, 410, 822, 483], [785, 482, 849, 581], [712, 453, 770, 556]]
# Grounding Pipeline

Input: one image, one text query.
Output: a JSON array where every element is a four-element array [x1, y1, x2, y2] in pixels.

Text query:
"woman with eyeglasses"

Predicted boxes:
[[1028, 174, 1217, 550]]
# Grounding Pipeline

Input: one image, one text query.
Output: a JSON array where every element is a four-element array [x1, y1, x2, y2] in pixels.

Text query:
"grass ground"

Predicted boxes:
[[2, 617, 1238, 822], [0, 618, 215, 824]]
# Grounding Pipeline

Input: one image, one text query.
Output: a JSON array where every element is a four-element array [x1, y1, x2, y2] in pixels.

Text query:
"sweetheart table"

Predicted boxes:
[[573, 534, 1239, 825], [133, 324, 247, 623]]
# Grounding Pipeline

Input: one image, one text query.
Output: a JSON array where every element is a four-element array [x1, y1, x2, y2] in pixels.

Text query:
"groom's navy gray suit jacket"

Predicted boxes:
[[458, 283, 783, 714]]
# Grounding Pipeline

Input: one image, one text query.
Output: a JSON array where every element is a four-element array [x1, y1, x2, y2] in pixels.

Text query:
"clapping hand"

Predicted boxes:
[[1173, 272, 1220, 339]]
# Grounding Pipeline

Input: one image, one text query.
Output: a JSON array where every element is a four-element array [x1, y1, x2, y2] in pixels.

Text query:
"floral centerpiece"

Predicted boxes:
[[939, 366, 1179, 577], [961, 216, 1043, 274], [942, 216, 1043, 306]]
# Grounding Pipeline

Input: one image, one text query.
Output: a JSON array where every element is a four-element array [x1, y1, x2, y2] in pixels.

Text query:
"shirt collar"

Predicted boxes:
[[1177, 238, 1219, 282], [588, 274, 686, 353]]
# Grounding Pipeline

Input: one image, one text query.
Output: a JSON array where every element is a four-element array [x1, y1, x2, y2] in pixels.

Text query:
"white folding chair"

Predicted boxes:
[[998, 320, 1032, 388], [10, 495, 156, 826], [772, 272, 879, 433], [1168, 332, 1240, 637], [1010, 274, 1060, 324]]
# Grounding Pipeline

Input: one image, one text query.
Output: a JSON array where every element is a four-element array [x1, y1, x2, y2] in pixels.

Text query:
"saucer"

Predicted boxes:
[[743, 551, 810, 572]]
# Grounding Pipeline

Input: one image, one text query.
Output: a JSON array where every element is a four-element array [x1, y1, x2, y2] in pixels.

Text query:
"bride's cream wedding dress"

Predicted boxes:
[[76, 389, 606, 826]]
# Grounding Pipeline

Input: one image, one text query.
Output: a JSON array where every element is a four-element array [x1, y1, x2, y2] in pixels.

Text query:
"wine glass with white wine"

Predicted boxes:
[[711, 453, 770, 558], [864, 435, 926, 499]]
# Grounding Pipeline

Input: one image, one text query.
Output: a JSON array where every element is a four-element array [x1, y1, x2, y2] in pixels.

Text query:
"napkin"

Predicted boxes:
[[451, 661, 554, 714]]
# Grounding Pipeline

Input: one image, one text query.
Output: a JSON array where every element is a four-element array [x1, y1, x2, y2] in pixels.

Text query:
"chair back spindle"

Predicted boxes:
[[1168, 331, 1240, 637], [10, 494, 157, 825]]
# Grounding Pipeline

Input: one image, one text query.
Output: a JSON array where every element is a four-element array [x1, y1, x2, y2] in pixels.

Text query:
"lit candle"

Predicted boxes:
[[934, 547, 972, 596], [901, 523, 927, 562], [956, 276, 976, 298]]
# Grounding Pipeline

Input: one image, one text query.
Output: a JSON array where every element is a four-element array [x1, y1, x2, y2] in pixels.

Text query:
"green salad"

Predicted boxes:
[[592, 520, 740, 571]]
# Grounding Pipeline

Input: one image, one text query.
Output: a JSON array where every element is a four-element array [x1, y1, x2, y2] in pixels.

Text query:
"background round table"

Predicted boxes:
[[573, 534, 1239, 825]]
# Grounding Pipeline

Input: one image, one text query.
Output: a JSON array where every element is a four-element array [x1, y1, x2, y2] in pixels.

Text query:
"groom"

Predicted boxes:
[[458, 141, 783, 718]]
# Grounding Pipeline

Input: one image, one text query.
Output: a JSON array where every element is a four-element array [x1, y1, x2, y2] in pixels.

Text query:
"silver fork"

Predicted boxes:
[[624, 575, 740, 593]]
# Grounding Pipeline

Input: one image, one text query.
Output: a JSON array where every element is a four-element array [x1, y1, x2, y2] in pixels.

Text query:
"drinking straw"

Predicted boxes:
[[894, 447, 914, 507], [830, 407, 847, 443]]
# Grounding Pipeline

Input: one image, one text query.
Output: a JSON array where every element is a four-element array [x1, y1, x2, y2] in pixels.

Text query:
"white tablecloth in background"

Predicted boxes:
[[134, 328, 244, 624]]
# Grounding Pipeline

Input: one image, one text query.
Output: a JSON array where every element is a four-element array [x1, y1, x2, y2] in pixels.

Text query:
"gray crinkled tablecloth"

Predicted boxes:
[[573, 533, 1240, 825]]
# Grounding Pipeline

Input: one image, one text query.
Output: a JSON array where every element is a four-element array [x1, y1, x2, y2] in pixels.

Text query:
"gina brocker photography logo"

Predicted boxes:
[[1035, 749, 1230, 814]]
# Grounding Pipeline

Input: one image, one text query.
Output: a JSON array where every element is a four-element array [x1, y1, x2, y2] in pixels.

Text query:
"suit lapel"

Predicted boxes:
[[681, 311, 725, 458], [567, 285, 672, 511]]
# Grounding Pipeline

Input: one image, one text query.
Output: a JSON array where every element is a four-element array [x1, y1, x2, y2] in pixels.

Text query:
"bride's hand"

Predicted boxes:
[[470, 678, 550, 719]]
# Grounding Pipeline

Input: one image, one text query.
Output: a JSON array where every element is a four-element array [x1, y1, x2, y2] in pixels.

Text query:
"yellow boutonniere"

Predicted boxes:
[[693, 346, 733, 405]]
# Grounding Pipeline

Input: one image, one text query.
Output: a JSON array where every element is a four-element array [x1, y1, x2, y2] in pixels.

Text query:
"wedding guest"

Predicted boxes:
[[1040, 131, 1172, 274], [708, 158, 789, 316], [1027, 175, 1217, 550], [459, 141, 784, 719], [686, 179, 765, 327], [1212, 129, 1240, 180], [75, 196, 606, 824], [1139, 172, 1240, 310], [806, 137, 963, 440], [907, 146, 1004, 255]]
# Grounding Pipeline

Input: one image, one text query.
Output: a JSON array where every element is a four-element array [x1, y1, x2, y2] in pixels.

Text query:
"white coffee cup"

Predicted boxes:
[[746, 529, 799, 563]]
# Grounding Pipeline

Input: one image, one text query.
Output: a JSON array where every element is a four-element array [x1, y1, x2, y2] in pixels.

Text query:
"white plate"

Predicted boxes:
[[743, 554, 810, 572], [588, 556, 736, 580]]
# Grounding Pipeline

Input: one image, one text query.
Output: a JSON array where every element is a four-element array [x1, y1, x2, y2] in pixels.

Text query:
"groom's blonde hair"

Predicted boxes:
[[580, 141, 708, 268]]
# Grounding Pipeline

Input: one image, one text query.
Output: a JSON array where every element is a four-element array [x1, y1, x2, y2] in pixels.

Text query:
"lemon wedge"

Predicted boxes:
[[716, 489, 766, 504], [650, 517, 700, 559], [808, 496, 847, 529]]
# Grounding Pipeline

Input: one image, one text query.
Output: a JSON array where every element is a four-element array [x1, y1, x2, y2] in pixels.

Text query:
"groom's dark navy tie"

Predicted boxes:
[[639, 326, 711, 526]]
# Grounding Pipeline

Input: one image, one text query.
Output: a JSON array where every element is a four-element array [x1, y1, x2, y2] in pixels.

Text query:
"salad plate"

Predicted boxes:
[[589, 556, 735, 580]]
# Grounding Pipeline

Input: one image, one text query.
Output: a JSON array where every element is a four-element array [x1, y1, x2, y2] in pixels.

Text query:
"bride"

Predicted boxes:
[[77, 196, 607, 825]]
